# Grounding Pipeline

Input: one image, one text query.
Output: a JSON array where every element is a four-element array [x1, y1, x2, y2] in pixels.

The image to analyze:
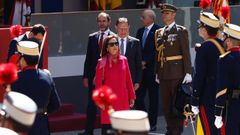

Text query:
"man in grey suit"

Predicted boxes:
[[115, 17, 142, 91]]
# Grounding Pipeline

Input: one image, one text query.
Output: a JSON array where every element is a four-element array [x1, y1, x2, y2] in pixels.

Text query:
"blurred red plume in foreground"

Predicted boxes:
[[0, 63, 18, 85], [92, 85, 117, 109]]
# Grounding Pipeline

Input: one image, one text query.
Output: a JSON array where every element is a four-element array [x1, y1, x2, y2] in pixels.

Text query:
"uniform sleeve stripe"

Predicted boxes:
[[216, 88, 227, 98]]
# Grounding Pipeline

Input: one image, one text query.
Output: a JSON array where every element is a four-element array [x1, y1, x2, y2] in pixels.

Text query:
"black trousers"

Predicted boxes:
[[225, 100, 240, 135], [159, 79, 183, 135], [135, 68, 159, 127], [84, 79, 97, 134], [102, 124, 113, 135]]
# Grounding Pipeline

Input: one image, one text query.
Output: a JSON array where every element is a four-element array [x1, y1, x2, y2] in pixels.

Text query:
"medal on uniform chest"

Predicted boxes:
[[167, 34, 177, 46]]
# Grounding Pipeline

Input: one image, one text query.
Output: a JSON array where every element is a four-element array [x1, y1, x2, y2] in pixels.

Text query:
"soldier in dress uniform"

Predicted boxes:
[[155, 3, 192, 135], [110, 110, 150, 135], [0, 91, 37, 135], [10, 41, 61, 135], [214, 23, 240, 135], [190, 12, 225, 134]]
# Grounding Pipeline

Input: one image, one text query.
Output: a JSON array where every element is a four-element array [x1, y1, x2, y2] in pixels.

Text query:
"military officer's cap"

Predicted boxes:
[[2, 91, 37, 126], [197, 12, 220, 28], [159, 3, 177, 13], [0, 127, 18, 135], [110, 110, 150, 132], [17, 41, 39, 56], [223, 23, 240, 40]]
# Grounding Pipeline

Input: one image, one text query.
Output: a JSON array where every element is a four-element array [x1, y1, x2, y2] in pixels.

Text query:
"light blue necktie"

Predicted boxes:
[[120, 38, 124, 55], [142, 28, 148, 48]]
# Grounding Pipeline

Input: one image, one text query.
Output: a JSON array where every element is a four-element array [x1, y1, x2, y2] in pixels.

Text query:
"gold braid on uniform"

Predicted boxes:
[[216, 88, 227, 98], [155, 29, 165, 68], [157, 45, 165, 68]]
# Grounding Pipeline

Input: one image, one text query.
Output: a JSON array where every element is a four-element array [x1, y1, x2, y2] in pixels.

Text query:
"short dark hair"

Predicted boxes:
[[115, 17, 129, 26], [22, 55, 39, 66], [101, 35, 118, 57], [97, 12, 111, 22], [204, 25, 219, 36], [31, 24, 45, 35]]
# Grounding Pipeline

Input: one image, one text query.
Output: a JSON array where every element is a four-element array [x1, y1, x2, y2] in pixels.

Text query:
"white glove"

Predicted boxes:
[[191, 105, 199, 115], [214, 116, 223, 129], [182, 73, 192, 84]]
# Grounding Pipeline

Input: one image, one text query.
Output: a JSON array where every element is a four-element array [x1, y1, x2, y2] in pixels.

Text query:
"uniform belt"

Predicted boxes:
[[232, 89, 240, 99], [160, 55, 183, 62]]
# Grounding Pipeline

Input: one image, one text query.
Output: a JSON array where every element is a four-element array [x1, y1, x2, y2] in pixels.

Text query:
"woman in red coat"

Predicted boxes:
[[95, 35, 135, 135]]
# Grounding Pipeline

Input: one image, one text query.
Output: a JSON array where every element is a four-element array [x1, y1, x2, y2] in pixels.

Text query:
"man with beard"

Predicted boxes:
[[81, 12, 115, 135]]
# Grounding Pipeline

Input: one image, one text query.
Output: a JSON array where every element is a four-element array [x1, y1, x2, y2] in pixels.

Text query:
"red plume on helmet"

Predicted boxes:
[[0, 63, 18, 92], [199, 0, 212, 9], [92, 85, 117, 110], [9, 25, 23, 38], [220, 0, 230, 21]]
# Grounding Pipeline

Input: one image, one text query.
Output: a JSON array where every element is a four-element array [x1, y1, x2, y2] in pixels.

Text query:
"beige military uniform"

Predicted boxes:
[[155, 24, 192, 80]]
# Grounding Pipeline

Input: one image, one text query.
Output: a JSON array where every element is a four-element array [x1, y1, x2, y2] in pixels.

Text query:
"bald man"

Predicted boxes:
[[136, 9, 160, 131]]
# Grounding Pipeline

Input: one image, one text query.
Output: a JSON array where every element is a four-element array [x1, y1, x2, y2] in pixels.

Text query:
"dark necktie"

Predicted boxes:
[[164, 26, 169, 35], [163, 26, 169, 41], [120, 38, 124, 55], [99, 32, 104, 52]]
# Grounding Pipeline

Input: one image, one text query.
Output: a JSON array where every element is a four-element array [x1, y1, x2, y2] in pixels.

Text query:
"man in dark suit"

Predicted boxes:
[[155, 4, 192, 135], [135, 9, 160, 131], [7, 24, 46, 68], [115, 17, 142, 91], [82, 12, 115, 135]]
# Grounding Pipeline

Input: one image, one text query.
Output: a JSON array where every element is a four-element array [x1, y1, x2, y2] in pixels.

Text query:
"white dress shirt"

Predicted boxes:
[[98, 29, 110, 42]]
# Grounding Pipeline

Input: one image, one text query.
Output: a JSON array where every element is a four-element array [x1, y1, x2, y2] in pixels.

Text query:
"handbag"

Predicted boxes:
[[172, 83, 193, 116]]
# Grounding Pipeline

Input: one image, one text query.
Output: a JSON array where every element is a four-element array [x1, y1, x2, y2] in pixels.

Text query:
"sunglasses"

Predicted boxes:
[[108, 42, 119, 47]]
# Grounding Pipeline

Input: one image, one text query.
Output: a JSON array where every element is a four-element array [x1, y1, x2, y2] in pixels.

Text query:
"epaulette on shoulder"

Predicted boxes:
[[220, 51, 230, 59], [89, 32, 98, 37], [155, 28, 163, 34], [176, 25, 186, 30]]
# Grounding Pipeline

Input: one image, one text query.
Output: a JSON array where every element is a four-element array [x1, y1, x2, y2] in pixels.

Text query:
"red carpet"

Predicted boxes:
[[48, 104, 100, 132]]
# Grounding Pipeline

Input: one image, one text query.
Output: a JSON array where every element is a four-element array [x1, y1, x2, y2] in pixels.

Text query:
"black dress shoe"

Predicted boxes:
[[150, 126, 157, 131]]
